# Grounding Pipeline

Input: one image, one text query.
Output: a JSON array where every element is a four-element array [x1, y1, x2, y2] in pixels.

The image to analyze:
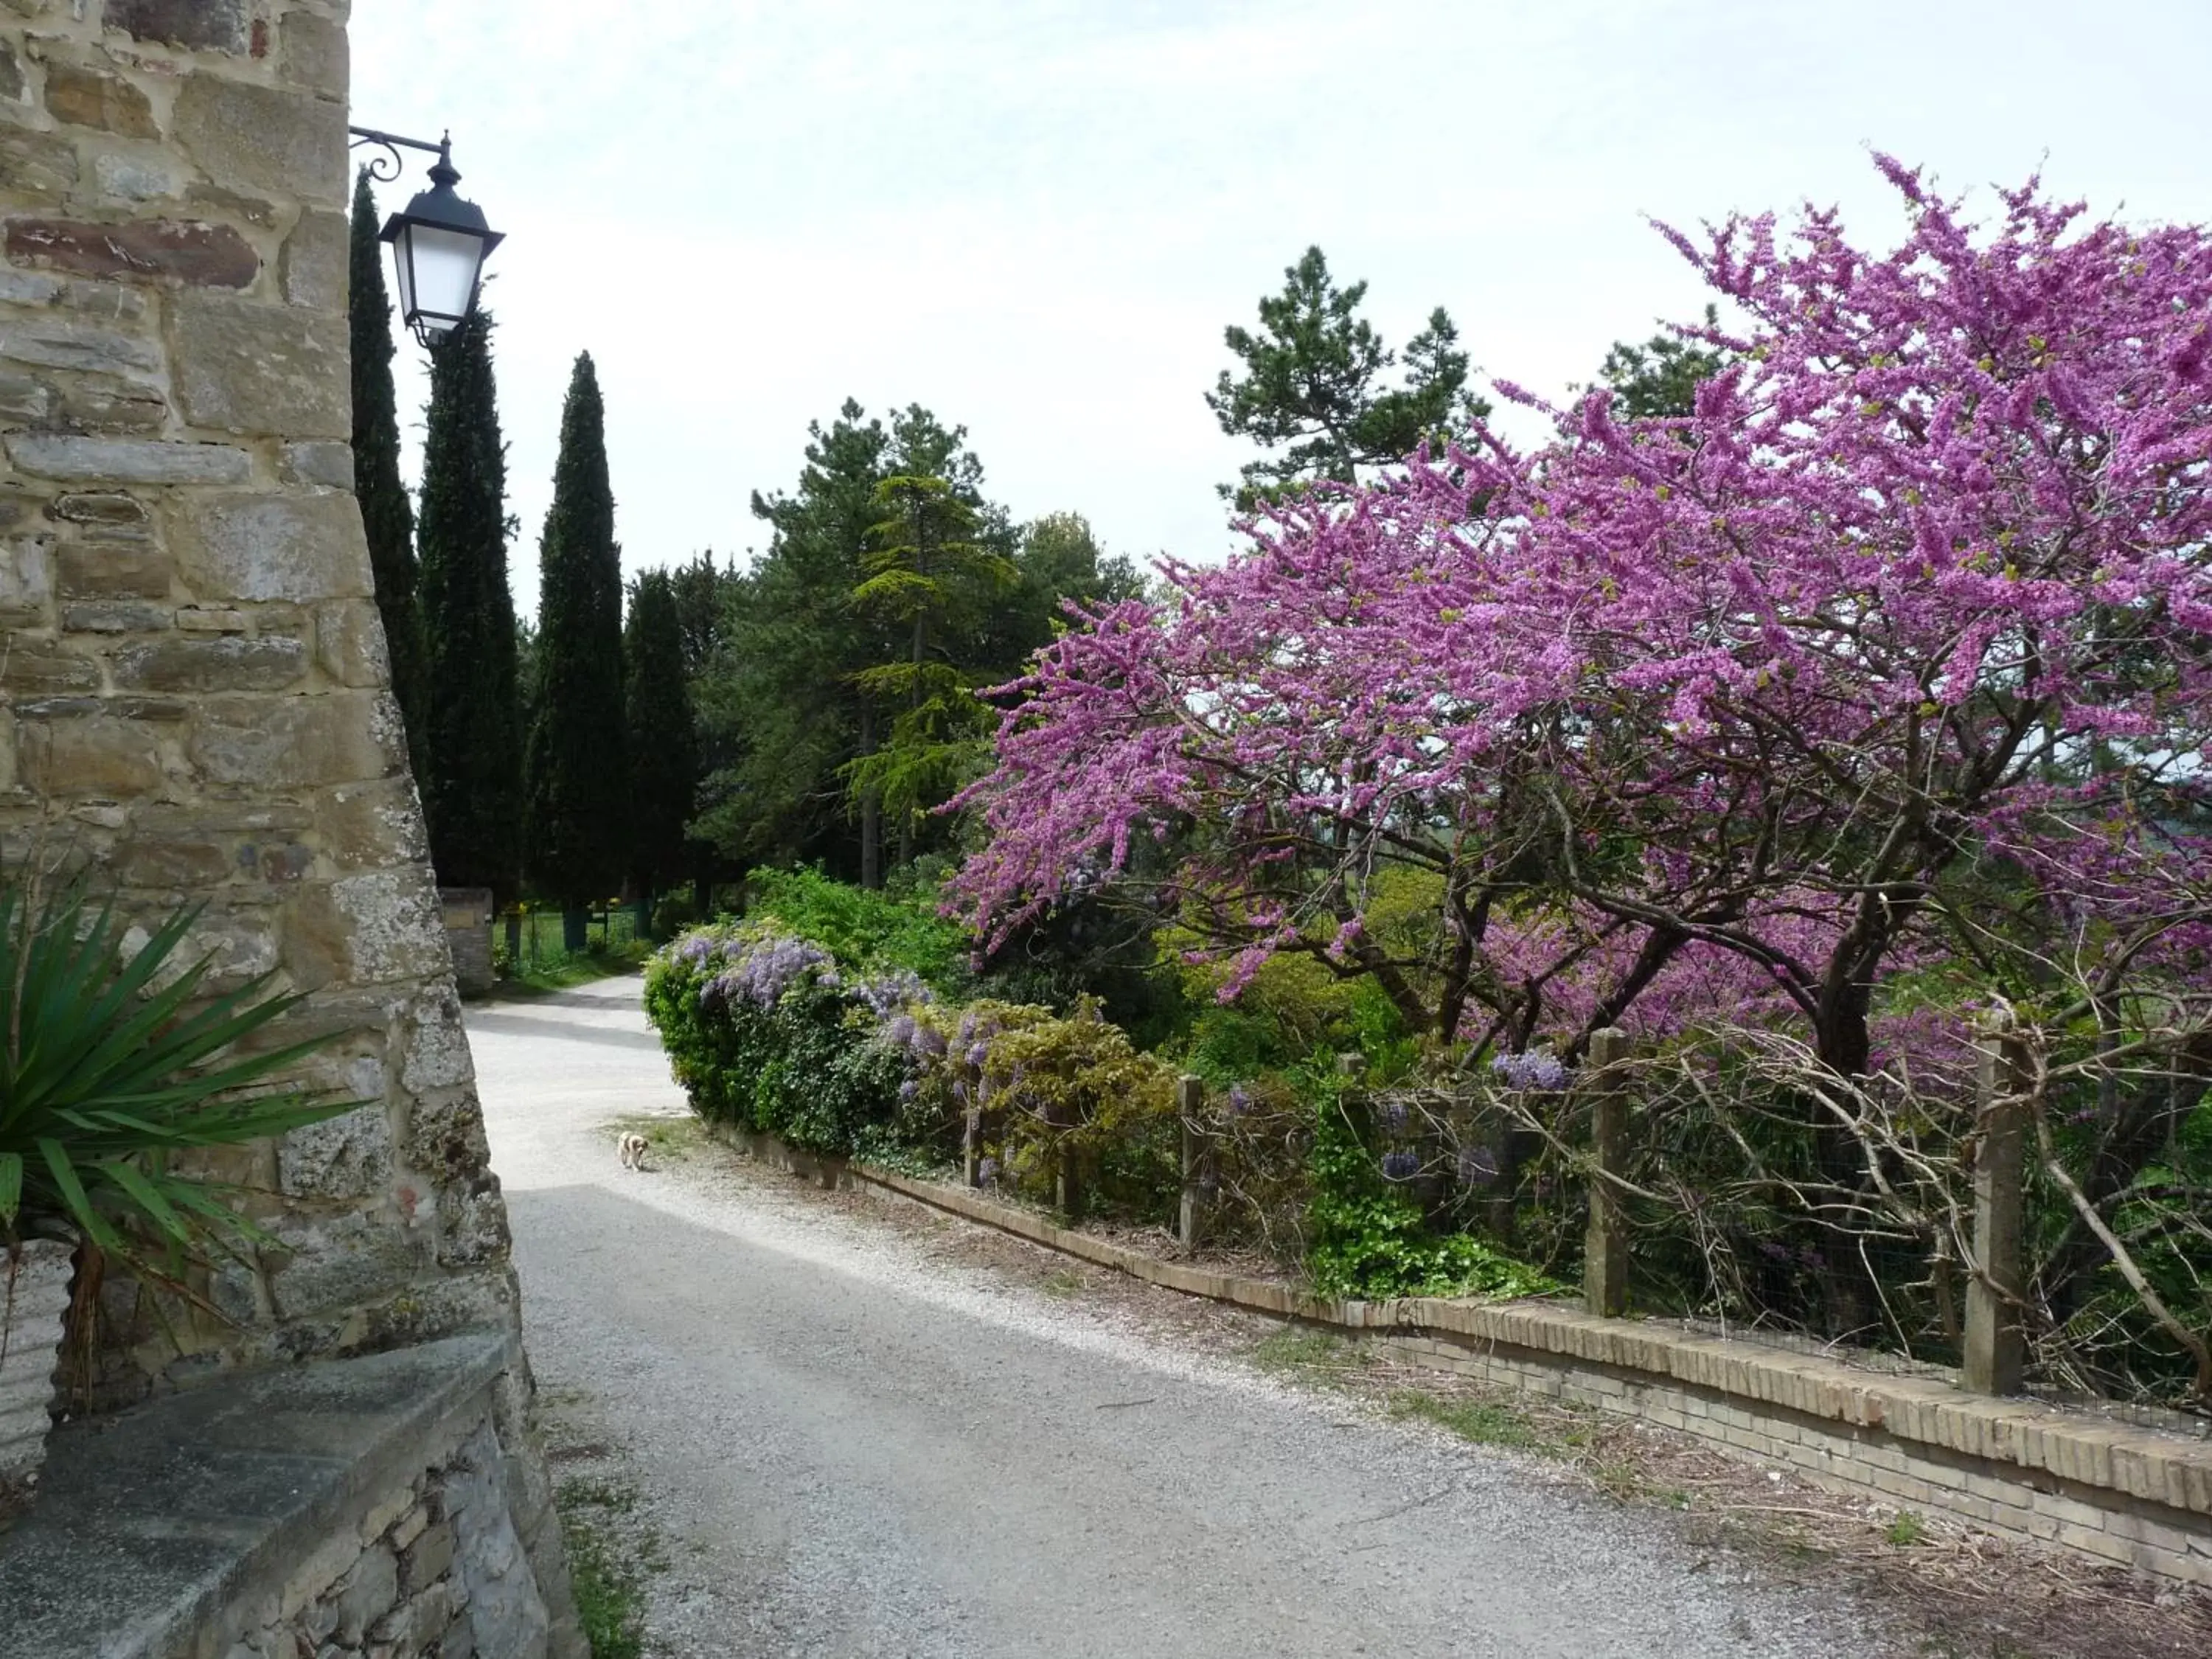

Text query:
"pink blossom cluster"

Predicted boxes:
[[952, 160, 2212, 1069]]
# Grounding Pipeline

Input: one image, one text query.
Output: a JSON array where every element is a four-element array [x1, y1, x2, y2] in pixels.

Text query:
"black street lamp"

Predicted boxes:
[[348, 127, 504, 348]]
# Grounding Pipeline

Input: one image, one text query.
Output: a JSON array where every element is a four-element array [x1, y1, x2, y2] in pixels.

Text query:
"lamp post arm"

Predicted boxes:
[[348, 125, 450, 184]]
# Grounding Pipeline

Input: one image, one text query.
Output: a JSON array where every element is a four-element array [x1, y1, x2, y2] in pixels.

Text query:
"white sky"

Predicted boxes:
[[352, 1, 2211, 618]]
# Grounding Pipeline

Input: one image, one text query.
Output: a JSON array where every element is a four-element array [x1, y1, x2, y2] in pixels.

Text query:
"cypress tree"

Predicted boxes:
[[622, 568, 698, 926], [417, 310, 524, 904], [347, 170, 431, 776], [524, 352, 627, 948]]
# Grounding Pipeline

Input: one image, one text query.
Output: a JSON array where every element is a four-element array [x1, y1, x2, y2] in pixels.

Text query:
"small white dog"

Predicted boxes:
[[616, 1131, 650, 1172]]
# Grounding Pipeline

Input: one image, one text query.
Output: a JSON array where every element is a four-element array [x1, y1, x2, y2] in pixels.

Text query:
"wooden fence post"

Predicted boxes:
[[1053, 1098, 1085, 1223], [961, 1060, 984, 1188], [1964, 1027, 2030, 1395], [1178, 1074, 1206, 1251], [1583, 1027, 1632, 1318]]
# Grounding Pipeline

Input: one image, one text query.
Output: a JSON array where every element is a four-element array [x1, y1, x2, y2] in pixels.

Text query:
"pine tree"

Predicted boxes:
[[524, 352, 627, 947], [622, 568, 698, 921], [849, 473, 1015, 868], [417, 310, 524, 904], [347, 169, 431, 776]]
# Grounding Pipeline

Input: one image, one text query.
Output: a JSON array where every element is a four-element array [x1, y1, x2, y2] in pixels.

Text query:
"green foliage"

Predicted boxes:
[[417, 308, 524, 902], [1207, 245, 1490, 507], [1595, 305, 1728, 420], [0, 878, 355, 1278], [622, 568, 698, 897], [690, 403, 1144, 883], [846, 471, 1018, 843], [745, 866, 967, 990], [1884, 1509, 1927, 1547], [526, 352, 629, 908], [641, 927, 906, 1157], [1304, 1075, 1560, 1301], [347, 170, 429, 779]]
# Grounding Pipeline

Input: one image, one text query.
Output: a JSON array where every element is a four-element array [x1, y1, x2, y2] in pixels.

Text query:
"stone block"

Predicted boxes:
[[439, 1183, 512, 1267], [278, 1102, 395, 1200], [0, 314, 160, 378], [18, 715, 164, 796], [89, 150, 182, 204], [171, 293, 349, 438], [0, 268, 60, 306], [114, 633, 308, 692], [0, 636, 97, 692], [0, 38, 19, 102], [404, 1091, 493, 1187], [192, 692, 397, 787], [314, 597, 390, 687], [173, 490, 372, 602], [265, 1207, 432, 1321], [400, 1517, 456, 1596], [5, 434, 248, 484], [0, 128, 78, 201], [284, 867, 449, 987], [58, 540, 171, 599], [333, 1541, 399, 1644], [322, 776, 429, 869], [14, 369, 169, 432], [280, 441, 354, 490], [173, 73, 344, 204], [393, 995, 467, 1096], [278, 207, 346, 310], [108, 823, 233, 886], [4, 217, 259, 287], [279, 9, 347, 98], [106, 0, 249, 55], [0, 538, 52, 619], [46, 490, 147, 527], [176, 605, 247, 631], [60, 599, 170, 632], [41, 61, 158, 138]]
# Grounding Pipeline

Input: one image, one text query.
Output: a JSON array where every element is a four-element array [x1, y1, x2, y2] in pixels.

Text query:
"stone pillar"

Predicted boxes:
[[1, 4, 574, 1646], [1177, 1074, 1206, 1251], [441, 885, 495, 995]]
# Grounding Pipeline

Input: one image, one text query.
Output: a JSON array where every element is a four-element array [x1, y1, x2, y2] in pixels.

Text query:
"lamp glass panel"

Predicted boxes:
[[400, 223, 485, 328]]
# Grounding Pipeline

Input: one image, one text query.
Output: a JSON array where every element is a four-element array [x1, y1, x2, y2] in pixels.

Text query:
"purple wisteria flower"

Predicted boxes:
[[1380, 1149, 1420, 1181], [855, 970, 933, 1019], [1377, 1097, 1408, 1133], [709, 933, 835, 1009], [1225, 1084, 1251, 1116], [1457, 1146, 1500, 1187], [1491, 1048, 1569, 1091]]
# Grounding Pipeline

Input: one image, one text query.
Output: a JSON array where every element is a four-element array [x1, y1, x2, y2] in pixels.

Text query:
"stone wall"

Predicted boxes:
[[0, 0, 521, 1405], [0, 1332, 578, 1659]]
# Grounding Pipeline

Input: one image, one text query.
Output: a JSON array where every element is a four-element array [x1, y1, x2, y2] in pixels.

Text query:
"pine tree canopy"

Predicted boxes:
[[524, 351, 629, 908]]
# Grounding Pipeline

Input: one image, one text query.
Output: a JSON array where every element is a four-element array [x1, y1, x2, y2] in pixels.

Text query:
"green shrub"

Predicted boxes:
[[745, 866, 968, 991], [641, 925, 915, 1157]]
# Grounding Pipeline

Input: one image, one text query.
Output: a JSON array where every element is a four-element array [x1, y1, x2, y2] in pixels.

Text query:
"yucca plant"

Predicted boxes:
[[0, 876, 358, 1275]]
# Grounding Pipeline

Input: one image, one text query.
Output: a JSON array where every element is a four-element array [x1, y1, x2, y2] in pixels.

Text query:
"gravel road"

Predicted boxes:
[[468, 974, 1893, 1659]]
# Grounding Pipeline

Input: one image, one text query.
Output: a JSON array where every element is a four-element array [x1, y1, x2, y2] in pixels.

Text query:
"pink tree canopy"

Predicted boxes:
[[953, 159, 2212, 1076]]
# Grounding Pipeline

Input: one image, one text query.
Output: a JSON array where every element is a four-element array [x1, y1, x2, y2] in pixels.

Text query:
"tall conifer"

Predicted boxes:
[[347, 170, 430, 775], [622, 568, 698, 917], [417, 310, 524, 902], [524, 352, 627, 946]]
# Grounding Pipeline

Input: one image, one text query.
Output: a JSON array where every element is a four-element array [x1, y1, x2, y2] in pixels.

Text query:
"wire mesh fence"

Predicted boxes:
[[499, 901, 646, 974]]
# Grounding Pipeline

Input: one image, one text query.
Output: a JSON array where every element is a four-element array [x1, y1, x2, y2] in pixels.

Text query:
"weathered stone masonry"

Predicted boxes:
[[0, 1, 577, 1652]]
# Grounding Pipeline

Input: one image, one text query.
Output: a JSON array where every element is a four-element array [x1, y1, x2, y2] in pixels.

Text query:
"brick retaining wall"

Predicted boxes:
[[706, 1124, 2212, 1589]]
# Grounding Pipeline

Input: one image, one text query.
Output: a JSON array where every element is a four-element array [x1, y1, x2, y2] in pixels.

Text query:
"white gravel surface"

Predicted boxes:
[[468, 975, 1897, 1658]]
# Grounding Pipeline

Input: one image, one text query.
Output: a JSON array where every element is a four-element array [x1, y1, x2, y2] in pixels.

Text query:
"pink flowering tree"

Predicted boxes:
[[955, 159, 2212, 1094]]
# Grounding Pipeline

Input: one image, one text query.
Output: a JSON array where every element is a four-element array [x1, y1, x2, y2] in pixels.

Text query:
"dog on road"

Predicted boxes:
[[616, 1131, 650, 1172]]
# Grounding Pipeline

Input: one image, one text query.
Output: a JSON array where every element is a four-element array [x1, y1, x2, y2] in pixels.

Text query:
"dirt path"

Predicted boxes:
[[467, 974, 1904, 1658]]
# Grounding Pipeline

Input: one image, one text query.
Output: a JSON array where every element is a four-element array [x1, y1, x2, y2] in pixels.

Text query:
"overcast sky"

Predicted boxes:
[[352, 1, 2211, 617]]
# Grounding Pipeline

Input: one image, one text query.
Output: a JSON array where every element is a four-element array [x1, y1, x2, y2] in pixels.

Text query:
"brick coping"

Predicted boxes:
[[717, 1130, 2212, 1528]]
